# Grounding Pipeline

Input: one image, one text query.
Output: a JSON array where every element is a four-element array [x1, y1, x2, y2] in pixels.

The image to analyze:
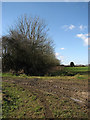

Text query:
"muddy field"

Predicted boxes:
[[2, 75, 88, 118]]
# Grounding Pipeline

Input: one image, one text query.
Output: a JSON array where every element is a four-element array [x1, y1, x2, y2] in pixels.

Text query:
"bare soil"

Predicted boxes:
[[2, 76, 88, 118]]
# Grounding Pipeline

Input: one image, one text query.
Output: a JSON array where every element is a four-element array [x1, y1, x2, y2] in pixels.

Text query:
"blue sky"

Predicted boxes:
[[2, 2, 88, 65]]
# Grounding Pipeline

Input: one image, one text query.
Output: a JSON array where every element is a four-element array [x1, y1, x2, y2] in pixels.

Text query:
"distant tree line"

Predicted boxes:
[[2, 15, 60, 76]]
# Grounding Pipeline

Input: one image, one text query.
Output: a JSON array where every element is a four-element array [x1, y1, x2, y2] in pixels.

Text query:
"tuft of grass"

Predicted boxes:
[[74, 74, 88, 80], [31, 96, 37, 101], [34, 106, 43, 112]]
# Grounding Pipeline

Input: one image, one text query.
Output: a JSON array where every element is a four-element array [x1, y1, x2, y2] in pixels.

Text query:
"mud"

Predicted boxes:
[[3, 77, 88, 118]]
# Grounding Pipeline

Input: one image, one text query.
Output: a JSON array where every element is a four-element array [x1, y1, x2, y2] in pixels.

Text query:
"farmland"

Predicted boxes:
[[2, 67, 89, 119], [64, 67, 88, 73]]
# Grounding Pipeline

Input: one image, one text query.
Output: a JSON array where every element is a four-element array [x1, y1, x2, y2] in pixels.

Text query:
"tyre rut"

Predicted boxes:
[[14, 79, 53, 118]]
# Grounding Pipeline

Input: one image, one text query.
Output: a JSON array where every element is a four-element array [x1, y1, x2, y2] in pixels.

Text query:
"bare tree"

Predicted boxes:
[[2, 15, 60, 75]]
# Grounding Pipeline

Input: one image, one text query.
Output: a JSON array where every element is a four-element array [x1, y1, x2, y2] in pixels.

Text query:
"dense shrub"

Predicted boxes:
[[2, 15, 60, 75]]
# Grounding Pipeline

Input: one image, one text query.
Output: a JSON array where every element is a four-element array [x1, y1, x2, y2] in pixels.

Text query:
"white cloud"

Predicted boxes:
[[62, 24, 87, 31], [55, 53, 59, 57], [62, 24, 75, 31], [79, 25, 87, 31], [69, 25, 75, 30], [62, 25, 68, 31], [55, 52, 64, 63], [76, 33, 89, 46], [60, 55, 64, 59], [60, 48, 65, 50], [60, 56, 64, 62], [79, 25, 83, 30], [55, 53, 60, 60]]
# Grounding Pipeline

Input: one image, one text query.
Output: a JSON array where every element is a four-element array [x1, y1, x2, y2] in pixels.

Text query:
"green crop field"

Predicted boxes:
[[64, 67, 88, 72], [46, 66, 88, 76]]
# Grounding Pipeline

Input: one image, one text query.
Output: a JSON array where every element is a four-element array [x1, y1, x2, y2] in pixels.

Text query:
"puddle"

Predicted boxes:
[[70, 97, 83, 103]]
